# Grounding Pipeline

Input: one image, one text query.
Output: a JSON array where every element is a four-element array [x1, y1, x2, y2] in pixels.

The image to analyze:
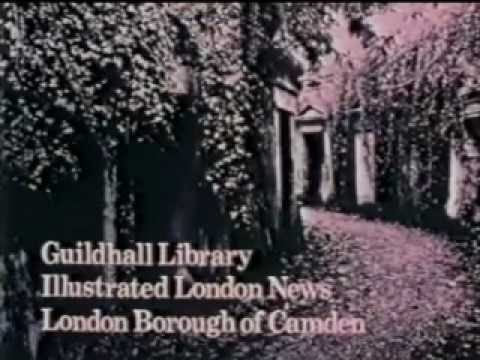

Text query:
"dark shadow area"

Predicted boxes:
[[280, 110, 292, 229], [303, 132, 325, 206]]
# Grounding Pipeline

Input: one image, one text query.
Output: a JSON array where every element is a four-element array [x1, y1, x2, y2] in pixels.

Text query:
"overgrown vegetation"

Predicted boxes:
[[4, 3, 480, 359], [0, 2, 381, 236]]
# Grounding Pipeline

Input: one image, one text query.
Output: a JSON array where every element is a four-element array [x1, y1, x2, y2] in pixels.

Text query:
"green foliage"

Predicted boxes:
[[326, 5, 480, 215], [195, 5, 275, 231], [324, 8, 480, 357], [0, 3, 181, 190], [0, 3, 385, 231]]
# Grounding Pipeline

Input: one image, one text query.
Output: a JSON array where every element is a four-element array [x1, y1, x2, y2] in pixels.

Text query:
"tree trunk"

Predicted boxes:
[[0, 171, 5, 343], [103, 160, 117, 282], [0, 3, 9, 347], [0, 187, 7, 256], [0, 185, 8, 339]]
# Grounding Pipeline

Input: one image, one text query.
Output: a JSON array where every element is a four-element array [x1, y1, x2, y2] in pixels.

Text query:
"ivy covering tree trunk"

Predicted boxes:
[[103, 158, 117, 281], [0, 3, 9, 348], [0, 3, 8, 257], [0, 110, 6, 258]]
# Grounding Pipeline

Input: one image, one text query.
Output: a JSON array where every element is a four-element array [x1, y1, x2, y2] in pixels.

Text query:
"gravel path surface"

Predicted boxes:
[[274, 207, 474, 360]]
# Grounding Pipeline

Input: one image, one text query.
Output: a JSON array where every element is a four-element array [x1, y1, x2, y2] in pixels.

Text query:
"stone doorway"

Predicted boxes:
[[304, 132, 324, 203]]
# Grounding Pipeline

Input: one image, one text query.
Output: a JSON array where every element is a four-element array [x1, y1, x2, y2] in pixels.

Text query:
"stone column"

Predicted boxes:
[[445, 137, 465, 219], [272, 86, 298, 242], [446, 136, 480, 220], [272, 109, 283, 232], [292, 123, 308, 204], [320, 129, 335, 203], [355, 131, 376, 205], [409, 143, 421, 206]]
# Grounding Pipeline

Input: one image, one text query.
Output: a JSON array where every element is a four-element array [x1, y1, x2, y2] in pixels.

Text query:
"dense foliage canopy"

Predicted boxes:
[[0, 2, 382, 232]]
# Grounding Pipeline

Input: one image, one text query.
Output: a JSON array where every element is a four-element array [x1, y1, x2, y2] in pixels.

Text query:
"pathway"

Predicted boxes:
[[274, 207, 474, 360]]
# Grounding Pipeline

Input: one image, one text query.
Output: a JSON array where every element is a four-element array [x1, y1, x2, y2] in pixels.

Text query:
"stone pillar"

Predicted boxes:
[[320, 129, 335, 203], [409, 143, 421, 206], [446, 137, 465, 219], [465, 140, 480, 222], [355, 131, 376, 205], [289, 123, 306, 248], [446, 137, 480, 220], [292, 123, 308, 204], [272, 109, 283, 232], [272, 85, 298, 242]]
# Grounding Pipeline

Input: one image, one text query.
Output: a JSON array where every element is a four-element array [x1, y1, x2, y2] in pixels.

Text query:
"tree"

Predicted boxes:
[[0, 3, 189, 280], [0, 3, 387, 255], [0, 3, 12, 257]]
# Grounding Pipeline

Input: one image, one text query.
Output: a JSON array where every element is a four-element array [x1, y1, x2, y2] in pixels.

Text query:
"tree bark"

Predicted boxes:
[[0, 3, 9, 347], [103, 160, 117, 281], [0, 186, 7, 256]]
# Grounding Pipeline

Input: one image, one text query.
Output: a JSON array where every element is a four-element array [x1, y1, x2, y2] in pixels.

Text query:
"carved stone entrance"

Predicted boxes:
[[293, 107, 335, 205]]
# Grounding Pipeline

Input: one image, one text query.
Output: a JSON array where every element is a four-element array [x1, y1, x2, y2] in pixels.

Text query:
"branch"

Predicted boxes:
[[377, 45, 448, 91]]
